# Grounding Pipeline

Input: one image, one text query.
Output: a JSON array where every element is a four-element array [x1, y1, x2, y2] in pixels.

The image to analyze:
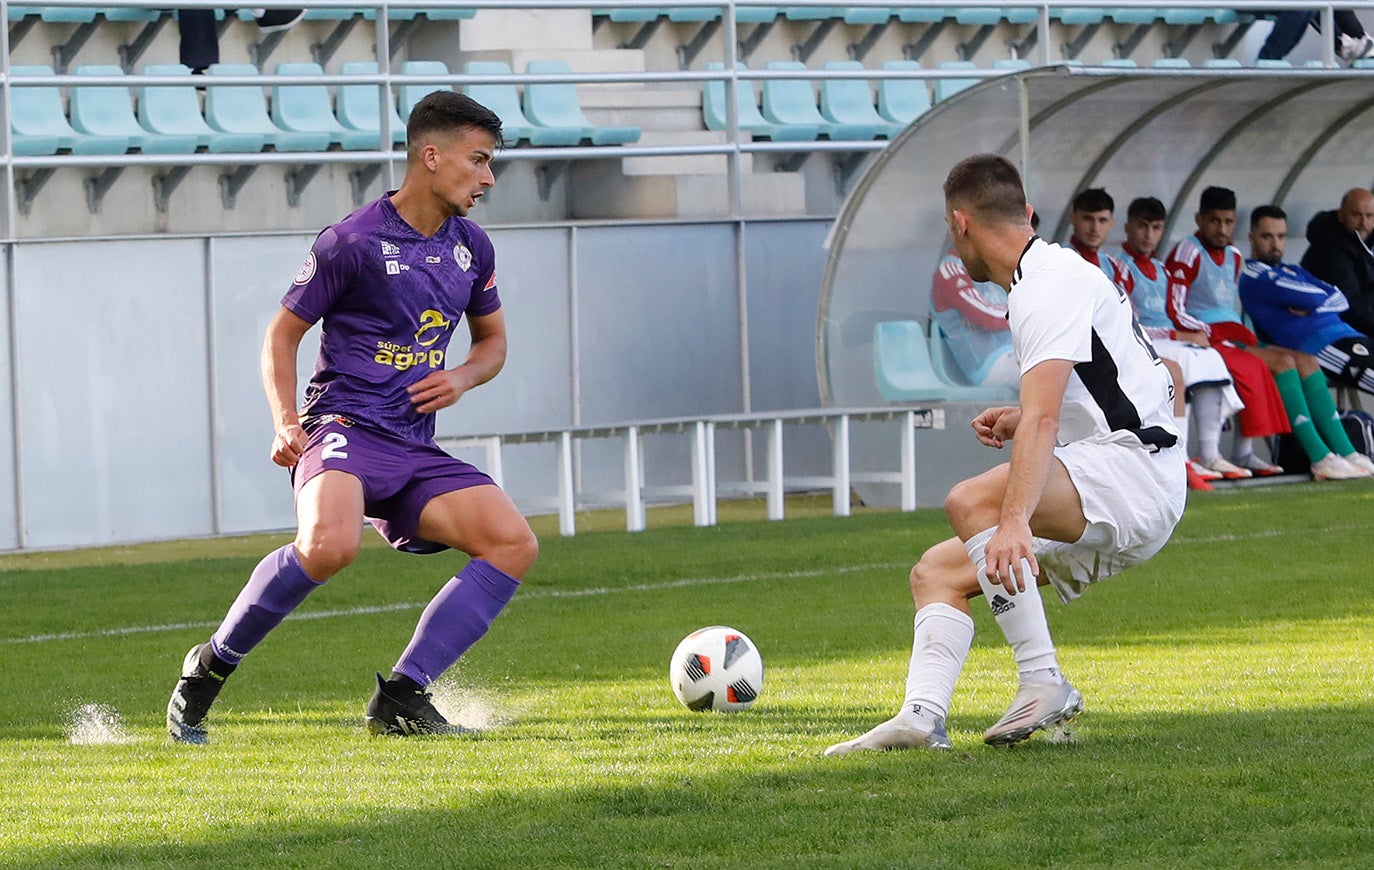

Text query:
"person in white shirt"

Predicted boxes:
[[826, 154, 1186, 754]]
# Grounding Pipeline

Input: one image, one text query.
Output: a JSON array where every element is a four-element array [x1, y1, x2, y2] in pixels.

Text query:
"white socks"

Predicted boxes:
[[965, 527, 1061, 680], [1192, 387, 1226, 464], [901, 603, 974, 722]]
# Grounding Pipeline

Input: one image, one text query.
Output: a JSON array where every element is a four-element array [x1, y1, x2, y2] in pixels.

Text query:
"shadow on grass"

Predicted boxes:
[[9, 705, 1373, 868]]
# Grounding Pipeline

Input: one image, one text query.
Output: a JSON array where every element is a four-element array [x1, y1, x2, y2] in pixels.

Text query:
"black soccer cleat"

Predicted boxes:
[[364, 672, 467, 737], [167, 643, 233, 745]]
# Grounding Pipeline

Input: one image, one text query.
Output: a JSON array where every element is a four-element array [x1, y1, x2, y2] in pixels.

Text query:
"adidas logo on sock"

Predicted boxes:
[[990, 593, 1015, 615]]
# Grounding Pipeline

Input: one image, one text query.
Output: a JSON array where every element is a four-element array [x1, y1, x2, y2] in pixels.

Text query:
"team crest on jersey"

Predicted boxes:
[[454, 244, 473, 271], [293, 252, 317, 285]]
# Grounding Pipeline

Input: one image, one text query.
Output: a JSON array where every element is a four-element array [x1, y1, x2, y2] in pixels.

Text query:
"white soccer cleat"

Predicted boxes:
[[1197, 457, 1252, 480], [1311, 453, 1369, 480], [1187, 459, 1223, 482], [1340, 452, 1374, 475], [824, 713, 951, 756], [983, 681, 1084, 746], [1232, 453, 1285, 476]]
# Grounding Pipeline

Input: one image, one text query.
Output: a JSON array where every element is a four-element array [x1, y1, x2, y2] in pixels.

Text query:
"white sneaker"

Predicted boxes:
[[983, 680, 1083, 746], [1342, 452, 1374, 475], [1311, 453, 1369, 480], [1339, 33, 1374, 63], [1197, 456, 1252, 480], [824, 712, 951, 756], [1188, 459, 1223, 482]]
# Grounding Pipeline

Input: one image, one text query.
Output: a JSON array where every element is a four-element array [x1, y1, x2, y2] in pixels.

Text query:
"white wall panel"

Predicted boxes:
[[0, 249, 16, 550], [210, 235, 320, 535], [14, 240, 213, 547]]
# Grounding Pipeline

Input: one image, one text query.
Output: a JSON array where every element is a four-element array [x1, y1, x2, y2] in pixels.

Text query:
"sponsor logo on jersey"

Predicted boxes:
[[381, 240, 401, 257], [454, 244, 473, 271], [372, 310, 453, 372], [293, 252, 317, 285], [414, 309, 452, 347], [425, 256, 442, 264], [385, 260, 401, 276]]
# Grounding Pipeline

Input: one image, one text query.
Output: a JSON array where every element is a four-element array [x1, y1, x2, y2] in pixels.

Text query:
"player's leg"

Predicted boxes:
[[1293, 351, 1373, 475], [945, 460, 1085, 745], [367, 484, 537, 736], [168, 471, 362, 743], [1257, 345, 1367, 477], [1318, 336, 1374, 396]]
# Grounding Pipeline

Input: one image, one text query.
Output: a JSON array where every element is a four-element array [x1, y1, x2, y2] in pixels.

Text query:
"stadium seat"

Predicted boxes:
[[337, 61, 408, 147], [993, 58, 1031, 71], [782, 6, 846, 21], [1101, 58, 1139, 68], [102, 6, 162, 21], [8, 65, 130, 155], [459, 61, 577, 146], [1052, 6, 1105, 25], [1254, 59, 1292, 68], [71, 65, 200, 154], [819, 61, 904, 139], [928, 323, 1019, 400], [398, 60, 452, 120], [737, 7, 782, 22], [874, 321, 1016, 403], [759, 62, 827, 141], [39, 6, 97, 22], [896, 7, 949, 24], [271, 62, 377, 151], [842, 7, 895, 25], [1203, 58, 1243, 68], [1108, 8, 1160, 25], [363, 7, 476, 19], [702, 62, 816, 142], [523, 60, 642, 145], [138, 64, 267, 153], [933, 60, 979, 103], [876, 61, 931, 126], [1152, 57, 1192, 68], [204, 64, 331, 152]]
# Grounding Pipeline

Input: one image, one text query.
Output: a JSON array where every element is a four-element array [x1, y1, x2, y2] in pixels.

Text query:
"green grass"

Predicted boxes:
[[2, 483, 1373, 868]]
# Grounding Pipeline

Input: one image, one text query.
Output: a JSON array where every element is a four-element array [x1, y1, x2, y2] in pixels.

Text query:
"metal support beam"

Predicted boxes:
[[311, 16, 360, 67], [766, 418, 784, 520], [738, 20, 777, 63], [957, 24, 996, 61], [676, 19, 721, 69], [536, 161, 567, 202], [9, 15, 39, 50], [557, 431, 576, 537], [1064, 22, 1102, 60], [848, 22, 891, 62], [624, 426, 645, 532], [152, 165, 192, 213], [831, 151, 868, 196], [286, 163, 323, 208], [774, 151, 809, 173], [622, 17, 663, 50], [831, 414, 851, 517], [16, 168, 55, 216], [1212, 20, 1254, 59], [388, 18, 423, 58], [219, 164, 256, 210], [1114, 23, 1153, 59], [1165, 23, 1203, 58], [792, 20, 837, 64], [248, 30, 290, 70], [1010, 23, 1038, 59], [84, 166, 123, 214], [52, 20, 100, 74], [902, 21, 946, 62], [349, 164, 384, 205], [118, 13, 172, 73]]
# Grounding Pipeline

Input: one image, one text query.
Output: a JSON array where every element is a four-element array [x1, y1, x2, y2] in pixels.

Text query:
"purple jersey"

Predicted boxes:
[[282, 195, 501, 444]]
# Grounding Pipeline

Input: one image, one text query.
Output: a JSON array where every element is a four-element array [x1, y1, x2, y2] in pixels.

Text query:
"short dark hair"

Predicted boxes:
[[1072, 188, 1114, 215], [1250, 204, 1287, 228], [1127, 196, 1166, 223], [407, 90, 504, 150], [943, 154, 1029, 225], [1199, 185, 1236, 212]]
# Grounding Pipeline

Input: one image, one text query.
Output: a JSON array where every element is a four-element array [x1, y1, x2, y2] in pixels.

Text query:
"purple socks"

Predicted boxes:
[[211, 544, 322, 665], [392, 559, 522, 686]]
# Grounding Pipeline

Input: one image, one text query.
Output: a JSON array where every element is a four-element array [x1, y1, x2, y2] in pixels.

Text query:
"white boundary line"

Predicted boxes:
[[2, 522, 1364, 647]]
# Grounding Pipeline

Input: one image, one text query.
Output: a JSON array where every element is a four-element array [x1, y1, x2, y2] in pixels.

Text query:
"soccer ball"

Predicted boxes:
[[669, 626, 764, 712]]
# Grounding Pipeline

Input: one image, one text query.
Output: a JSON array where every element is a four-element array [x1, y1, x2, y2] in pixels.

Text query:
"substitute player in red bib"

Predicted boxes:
[[167, 91, 538, 743], [826, 155, 1185, 754]]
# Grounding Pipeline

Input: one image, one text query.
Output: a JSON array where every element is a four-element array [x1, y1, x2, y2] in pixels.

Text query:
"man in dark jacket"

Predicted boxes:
[[1301, 188, 1374, 337]]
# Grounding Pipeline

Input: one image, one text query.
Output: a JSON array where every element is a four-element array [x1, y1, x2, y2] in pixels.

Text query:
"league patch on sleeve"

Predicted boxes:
[[484, 271, 497, 291], [293, 252, 317, 285]]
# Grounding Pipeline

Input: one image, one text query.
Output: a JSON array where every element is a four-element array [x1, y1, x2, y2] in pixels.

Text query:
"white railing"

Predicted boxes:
[[437, 405, 944, 535]]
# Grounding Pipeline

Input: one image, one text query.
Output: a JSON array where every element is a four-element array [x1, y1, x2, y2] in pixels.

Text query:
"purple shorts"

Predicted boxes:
[[291, 416, 495, 554]]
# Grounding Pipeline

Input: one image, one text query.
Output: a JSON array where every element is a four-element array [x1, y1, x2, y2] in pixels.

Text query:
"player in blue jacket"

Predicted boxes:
[[1240, 204, 1374, 475]]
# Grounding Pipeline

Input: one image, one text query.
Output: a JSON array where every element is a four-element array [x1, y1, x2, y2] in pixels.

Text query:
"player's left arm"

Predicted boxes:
[[408, 309, 508, 414], [983, 358, 1073, 593]]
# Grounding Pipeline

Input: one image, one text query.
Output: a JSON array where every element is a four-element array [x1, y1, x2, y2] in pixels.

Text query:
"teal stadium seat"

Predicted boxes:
[[1108, 8, 1159, 25], [138, 64, 267, 153], [337, 62, 408, 147], [364, 7, 476, 19], [1052, 6, 1105, 25], [398, 60, 451, 120], [40, 6, 97, 22], [71, 65, 200, 154], [897, 7, 949, 24], [702, 62, 815, 141], [9, 65, 130, 155], [819, 61, 904, 139], [271, 62, 377, 151], [205, 64, 331, 152], [103, 6, 162, 21], [928, 324, 1019, 400], [993, 58, 1031, 71], [842, 7, 894, 25], [459, 60, 576, 146], [759, 61, 827, 141], [737, 7, 782, 23], [1152, 57, 1192, 68], [1101, 58, 1139, 68], [874, 321, 1017, 403], [782, 7, 846, 21], [933, 60, 979, 102], [1203, 58, 1243, 68], [523, 60, 641, 145], [876, 61, 930, 126], [1254, 59, 1292, 68]]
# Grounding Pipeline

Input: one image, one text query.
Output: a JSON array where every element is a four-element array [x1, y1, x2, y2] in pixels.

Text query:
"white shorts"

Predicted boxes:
[[1153, 339, 1244, 415], [1036, 440, 1187, 602]]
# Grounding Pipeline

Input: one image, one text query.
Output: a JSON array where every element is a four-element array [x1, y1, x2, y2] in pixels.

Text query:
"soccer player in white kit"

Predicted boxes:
[[826, 155, 1187, 753]]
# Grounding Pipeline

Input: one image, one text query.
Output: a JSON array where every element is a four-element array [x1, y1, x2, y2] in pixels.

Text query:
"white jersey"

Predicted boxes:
[[1008, 237, 1179, 450]]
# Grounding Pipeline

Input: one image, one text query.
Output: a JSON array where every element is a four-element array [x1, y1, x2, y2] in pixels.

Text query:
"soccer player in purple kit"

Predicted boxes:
[[167, 91, 538, 743]]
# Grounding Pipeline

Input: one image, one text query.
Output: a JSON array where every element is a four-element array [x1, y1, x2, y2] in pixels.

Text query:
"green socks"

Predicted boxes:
[[1301, 370, 1357, 457], [1273, 368, 1332, 462]]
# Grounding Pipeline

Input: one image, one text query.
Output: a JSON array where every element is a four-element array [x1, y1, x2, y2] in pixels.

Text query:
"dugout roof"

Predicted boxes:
[[817, 65, 1374, 407]]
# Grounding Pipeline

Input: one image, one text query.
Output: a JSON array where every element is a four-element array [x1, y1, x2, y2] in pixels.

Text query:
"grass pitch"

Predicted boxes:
[[1, 483, 1372, 868]]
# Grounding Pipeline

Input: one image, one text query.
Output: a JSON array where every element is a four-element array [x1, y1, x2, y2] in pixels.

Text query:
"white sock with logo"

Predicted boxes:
[[965, 527, 1061, 683], [900, 603, 974, 725]]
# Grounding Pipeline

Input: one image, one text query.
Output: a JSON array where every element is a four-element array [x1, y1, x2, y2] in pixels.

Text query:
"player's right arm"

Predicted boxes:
[[1163, 241, 1211, 334], [261, 306, 314, 467]]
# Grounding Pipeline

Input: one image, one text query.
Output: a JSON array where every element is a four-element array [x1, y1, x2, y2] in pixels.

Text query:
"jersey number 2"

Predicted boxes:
[[321, 432, 349, 460]]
